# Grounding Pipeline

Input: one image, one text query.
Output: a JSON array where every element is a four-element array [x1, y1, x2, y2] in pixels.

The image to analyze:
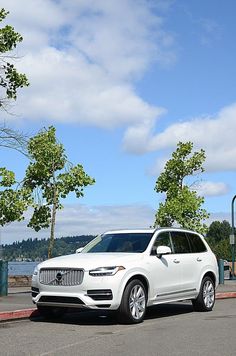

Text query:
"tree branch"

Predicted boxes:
[[0, 124, 29, 156]]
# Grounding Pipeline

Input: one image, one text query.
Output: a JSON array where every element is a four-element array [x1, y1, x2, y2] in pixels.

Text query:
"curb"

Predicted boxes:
[[216, 292, 236, 299], [8, 291, 31, 295], [0, 308, 38, 322]]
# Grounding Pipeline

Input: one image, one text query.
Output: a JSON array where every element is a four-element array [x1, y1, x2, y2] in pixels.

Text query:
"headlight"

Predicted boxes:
[[89, 266, 125, 276], [33, 266, 39, 276]]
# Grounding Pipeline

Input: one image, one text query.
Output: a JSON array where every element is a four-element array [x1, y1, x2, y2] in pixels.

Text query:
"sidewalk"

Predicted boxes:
[[0, 281, 236, 322], [0, 287, 36, 321], [216, 280, 236, 299]]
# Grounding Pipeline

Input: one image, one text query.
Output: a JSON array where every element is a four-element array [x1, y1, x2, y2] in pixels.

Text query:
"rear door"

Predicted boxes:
[[185, 232, 208, 290], [170, 231, 207, 296], [170, 231, 195, 296]]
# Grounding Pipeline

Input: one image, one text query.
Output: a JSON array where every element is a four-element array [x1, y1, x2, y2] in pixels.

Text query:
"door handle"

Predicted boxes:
[[197, 257, 202, 262], [173, 259, 180, 264]]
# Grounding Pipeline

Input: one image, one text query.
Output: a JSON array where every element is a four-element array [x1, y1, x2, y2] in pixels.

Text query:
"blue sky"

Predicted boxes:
[[1, 0, 236, 243]]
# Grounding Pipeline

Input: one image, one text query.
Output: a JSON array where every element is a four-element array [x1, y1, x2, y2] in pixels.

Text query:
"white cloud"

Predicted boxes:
[[123, 113, 165, 154], [1, 204, 232, 245], [1, 204, 155, 244], [207, 212, 231, 225], [193, 181, 229, 197], [0, 0, 175, 131], [127, 102, 236, 173]]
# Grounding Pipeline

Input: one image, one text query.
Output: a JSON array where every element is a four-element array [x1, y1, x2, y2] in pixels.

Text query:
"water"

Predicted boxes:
[[8, 261, 39, 276]]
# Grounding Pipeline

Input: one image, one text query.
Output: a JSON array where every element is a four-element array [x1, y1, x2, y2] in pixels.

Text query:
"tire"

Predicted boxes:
[[118, 279, 147, 324], [192, 276, 215, 312], [37, 305, 66, 319]]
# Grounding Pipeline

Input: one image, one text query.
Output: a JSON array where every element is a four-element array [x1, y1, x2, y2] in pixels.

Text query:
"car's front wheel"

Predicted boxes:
[[192, 276, 215, 312], [118, 279, 147, 324]]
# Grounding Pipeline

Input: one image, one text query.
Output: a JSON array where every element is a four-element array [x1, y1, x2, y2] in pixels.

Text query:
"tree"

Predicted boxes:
[[24, 126, 95, 258], [0, 167, 32, 226], [0, 8, 29, 109], [0, 8, 29, 153], [209, 238, 231, 261], [154, 141, 209, 234], [206, 220, 231, 260], [206, 220, 231, 244], [0, 125, 28, 154]]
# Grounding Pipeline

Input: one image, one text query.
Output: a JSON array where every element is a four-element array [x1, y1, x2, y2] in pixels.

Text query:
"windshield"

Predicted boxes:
[[82, 233, 154, 253]]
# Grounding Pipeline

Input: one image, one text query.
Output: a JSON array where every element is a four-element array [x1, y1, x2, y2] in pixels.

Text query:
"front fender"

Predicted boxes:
[[116, 267, 151, 306]]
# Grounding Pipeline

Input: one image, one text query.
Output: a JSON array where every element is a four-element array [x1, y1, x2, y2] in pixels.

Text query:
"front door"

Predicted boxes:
[[148, 231, 182, 303]]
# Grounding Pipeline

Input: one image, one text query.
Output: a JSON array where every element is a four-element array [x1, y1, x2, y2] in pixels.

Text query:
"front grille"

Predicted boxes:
[[39, 268, 84, 286], [38, 296, 84, 305], [87, 289, 113, 300]]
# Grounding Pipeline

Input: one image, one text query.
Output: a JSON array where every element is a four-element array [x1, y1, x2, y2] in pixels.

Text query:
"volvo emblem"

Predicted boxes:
[[56, 272, 63, 282]]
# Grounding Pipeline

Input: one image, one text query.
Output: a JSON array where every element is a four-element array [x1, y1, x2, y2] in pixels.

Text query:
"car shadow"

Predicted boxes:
[[145, 301, 193, 320], [30, 302, 194, 326]]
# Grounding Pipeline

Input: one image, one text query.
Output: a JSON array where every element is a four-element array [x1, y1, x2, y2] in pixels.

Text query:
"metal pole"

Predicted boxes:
[[231, 195, 236, 280], [0, 227, 2, 260], [218, 259, 224, 284]]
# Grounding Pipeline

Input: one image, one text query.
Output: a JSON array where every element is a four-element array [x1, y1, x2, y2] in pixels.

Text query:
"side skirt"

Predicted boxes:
[[149, 289, 198, 305]]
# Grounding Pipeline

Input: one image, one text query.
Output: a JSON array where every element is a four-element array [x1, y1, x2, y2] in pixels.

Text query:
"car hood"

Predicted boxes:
[[38, 253, 142, 271]]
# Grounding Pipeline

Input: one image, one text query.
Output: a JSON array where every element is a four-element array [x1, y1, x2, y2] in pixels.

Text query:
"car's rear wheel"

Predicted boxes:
[[37, 305, 66, 319], [192, 276, 215, 312], [118, 279, 147, 324]]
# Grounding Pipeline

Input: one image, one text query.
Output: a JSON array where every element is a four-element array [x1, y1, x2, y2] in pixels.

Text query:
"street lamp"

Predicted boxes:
[[230, 195, 236, 280]]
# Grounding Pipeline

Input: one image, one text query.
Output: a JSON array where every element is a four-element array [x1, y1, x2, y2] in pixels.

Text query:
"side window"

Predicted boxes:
[[171, 231, 191, 254], [187, 233, 207, 253], [151, 232, 172, 255]]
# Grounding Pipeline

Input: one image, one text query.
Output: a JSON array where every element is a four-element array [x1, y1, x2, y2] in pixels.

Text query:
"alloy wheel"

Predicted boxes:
[[203, 280, 215, 308], [129, 284, 146, 320]]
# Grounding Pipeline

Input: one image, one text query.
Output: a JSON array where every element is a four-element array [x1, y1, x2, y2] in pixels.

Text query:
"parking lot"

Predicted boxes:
[[0, 299, 236, 356]]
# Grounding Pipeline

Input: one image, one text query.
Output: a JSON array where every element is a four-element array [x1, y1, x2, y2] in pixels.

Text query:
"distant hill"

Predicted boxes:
[[3, 235, 96, 261]]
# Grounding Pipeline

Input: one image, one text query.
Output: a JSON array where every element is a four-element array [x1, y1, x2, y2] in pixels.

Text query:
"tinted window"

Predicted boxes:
[[83, 233, 153, 253], [171, 231, 191, 254], [151, 232, 172, 255], [187, 233, 207, 253]]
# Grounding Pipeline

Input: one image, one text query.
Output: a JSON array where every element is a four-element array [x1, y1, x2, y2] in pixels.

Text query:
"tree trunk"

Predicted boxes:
[[48, 187, 57, 259]]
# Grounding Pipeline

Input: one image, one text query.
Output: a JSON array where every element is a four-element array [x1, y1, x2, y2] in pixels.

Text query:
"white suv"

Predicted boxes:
[[31, 228, 219, 324]]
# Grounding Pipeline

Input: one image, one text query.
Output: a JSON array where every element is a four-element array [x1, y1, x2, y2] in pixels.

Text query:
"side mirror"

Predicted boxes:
[[156, 246, 171, 258], [76, 247, 83, 254]]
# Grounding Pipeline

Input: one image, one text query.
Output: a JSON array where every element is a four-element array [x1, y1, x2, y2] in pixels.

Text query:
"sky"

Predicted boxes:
[[0, 0, 236, 244]]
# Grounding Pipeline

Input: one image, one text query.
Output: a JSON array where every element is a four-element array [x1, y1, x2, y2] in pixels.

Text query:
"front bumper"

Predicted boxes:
[[32, 271, 124, 310]]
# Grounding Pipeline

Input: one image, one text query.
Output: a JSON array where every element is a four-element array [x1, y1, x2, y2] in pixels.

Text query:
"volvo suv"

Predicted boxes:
[[31, 228, 219, 323]]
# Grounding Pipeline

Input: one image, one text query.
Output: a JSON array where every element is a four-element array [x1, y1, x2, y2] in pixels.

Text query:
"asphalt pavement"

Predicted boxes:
[[0, 280, 236, 321], [0, 299, 236, 356]]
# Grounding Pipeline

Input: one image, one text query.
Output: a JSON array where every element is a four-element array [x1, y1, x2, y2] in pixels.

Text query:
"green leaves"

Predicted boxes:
[[0, 167, 16, 186], [27, 206, 51, 232], [206, 220, 232, 260], [0, 168, 32, 227], [206, 220, 231, 244], [0, 7, 23, 53], [155, 142, 206, 195], [154, 141, 209, 234], [24, 126, 95, 257], [0, 8, 29, 107], [3, 63, 29, 101], [58, 165, 96, 199], [25, 127, 66, 191]]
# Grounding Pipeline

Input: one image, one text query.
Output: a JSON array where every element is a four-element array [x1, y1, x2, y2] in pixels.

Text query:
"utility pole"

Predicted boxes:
[[0, 228, 2, 260], [230, 195, 236, 279]]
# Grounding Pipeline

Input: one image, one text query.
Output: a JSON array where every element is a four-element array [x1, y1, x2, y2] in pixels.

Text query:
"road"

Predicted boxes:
[[0, 299, 236, 356]]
